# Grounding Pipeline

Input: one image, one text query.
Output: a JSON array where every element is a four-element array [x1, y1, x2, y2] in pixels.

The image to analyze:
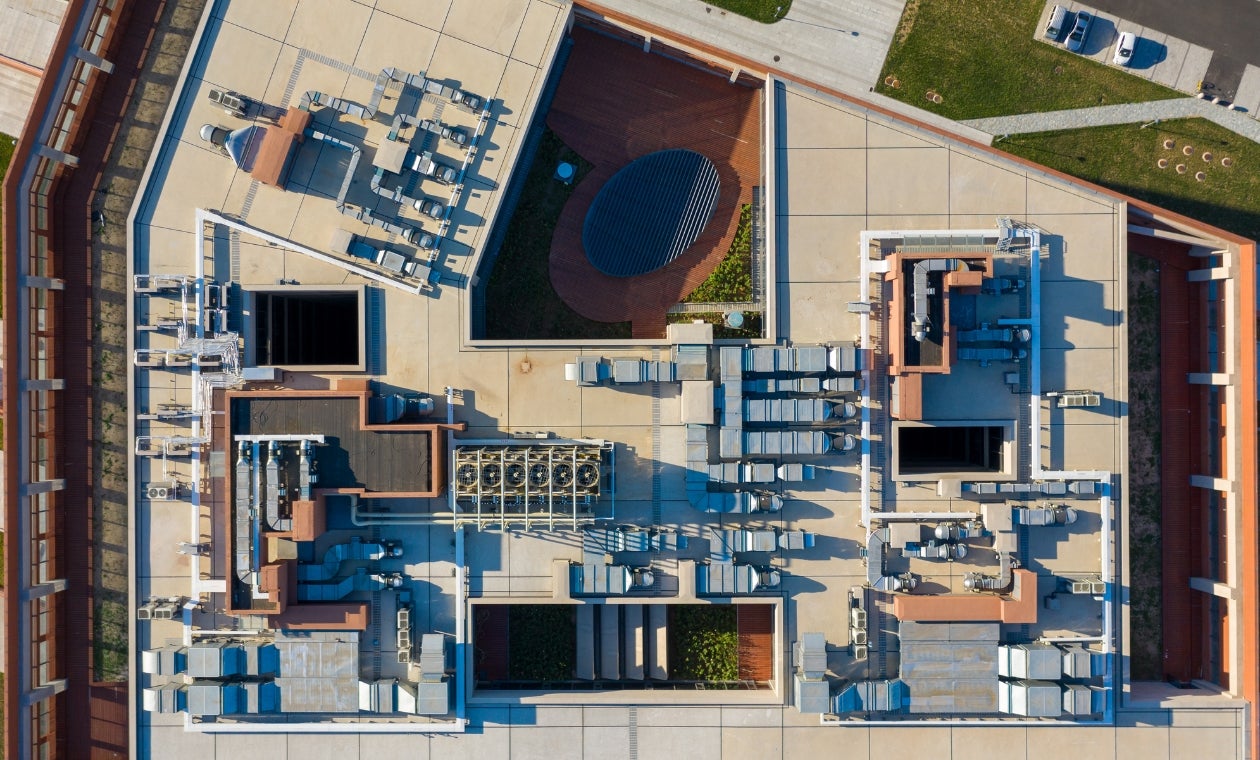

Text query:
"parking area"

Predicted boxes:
[[1037, 1, 1212, 95], [1037, 0, 1260, 114]]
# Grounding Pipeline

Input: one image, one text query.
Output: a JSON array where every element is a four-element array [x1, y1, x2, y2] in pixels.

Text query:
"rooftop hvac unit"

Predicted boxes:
[[1056, 392, 1101, 408], [1070, 578, 1105, 595], [504, 460, 527, 488], [850, 608, 867, 628], [153, 601, 179, 620], [852, 644, 868, 662], [137, 601, 158, 620], [851, 628, 868, 646], [146, 481, 178, 501], [455, 463, 477, 489]]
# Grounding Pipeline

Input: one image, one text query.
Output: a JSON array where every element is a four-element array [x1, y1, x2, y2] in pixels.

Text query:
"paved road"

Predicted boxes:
[[962, 96, 1260, 142], [599, 0, 907, 94], [1082, 0, 1260, 68]]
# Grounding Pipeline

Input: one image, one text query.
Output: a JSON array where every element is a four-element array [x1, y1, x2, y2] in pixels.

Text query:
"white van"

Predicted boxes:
[[1044, 5, 1068, 40]]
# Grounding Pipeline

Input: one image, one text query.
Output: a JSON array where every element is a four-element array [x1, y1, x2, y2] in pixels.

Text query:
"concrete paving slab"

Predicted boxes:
[[1028, 726, 1119, 760], [352, 10, 441, 75], [1176, 44, 1214, 93], [946, 152, 1029, 217], [722, 726, 783, 759], [1232, 64, 1260, 114], [1115, 726, 1172, 760], [867, 147, 950, 216], [781, 148, 868, 216], [285, 0, 372, 63], [638, 726, 723, 760], [1026, 176, 1118, 215], [778, 215, 867, 283], [219, 0, 299, 44], [777, 281, 862, 344], [780, 88, 870, 149], [199, 22, 285, 92]]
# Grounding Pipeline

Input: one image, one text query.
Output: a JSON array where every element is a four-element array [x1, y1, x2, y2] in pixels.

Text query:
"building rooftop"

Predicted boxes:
[[1, 0, 1248, 757]]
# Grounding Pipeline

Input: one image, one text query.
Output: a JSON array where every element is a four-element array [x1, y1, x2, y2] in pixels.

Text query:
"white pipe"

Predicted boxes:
[[200, 209, 424, 295], [867, 511, 979, 521], [351, 504, 459, 526], [454, 525, 467, 725], [187, 717, 466, 734]]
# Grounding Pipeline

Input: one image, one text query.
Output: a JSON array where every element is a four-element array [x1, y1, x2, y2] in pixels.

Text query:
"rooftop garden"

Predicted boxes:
[[508, 604, 576, 682], [483, 129, 631, 340], [669, 605, 739, 682]]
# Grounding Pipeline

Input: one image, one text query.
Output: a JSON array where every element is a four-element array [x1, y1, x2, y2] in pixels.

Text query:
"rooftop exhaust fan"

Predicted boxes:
[[576, 463, 599, 488], [529, 463, 550, 488], [147, 481, 178, 501]]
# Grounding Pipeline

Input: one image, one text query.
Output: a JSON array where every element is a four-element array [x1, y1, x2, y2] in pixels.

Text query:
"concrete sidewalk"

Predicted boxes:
[[962, 96, 1260, 142], [597, 0, 906, 95]]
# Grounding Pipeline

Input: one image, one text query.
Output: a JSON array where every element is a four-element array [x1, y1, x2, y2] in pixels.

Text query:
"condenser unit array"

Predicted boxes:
[[452, 441, 613, 529]]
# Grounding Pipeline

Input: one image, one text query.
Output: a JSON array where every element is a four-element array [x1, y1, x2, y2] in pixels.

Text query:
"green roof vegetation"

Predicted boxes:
[[685, 204, 753, 304], [669, 605, 738, 682], [509, 605, 576, 682], [484, 129, 631, 340], [1000, 119, 1260, 240], [878, 0, 1177, 120]]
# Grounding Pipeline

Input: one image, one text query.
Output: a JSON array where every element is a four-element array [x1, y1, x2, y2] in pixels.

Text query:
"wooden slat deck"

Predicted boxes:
[[547, 26, 762, 338], [736, 604, 773, 682], [473, 605, 510, 682]]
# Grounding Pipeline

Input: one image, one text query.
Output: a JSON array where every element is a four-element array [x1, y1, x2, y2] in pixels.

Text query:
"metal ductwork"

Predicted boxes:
[[911, 258, 960, 342], [963, 552, 1017, 592], [296, 536, 401, 582]]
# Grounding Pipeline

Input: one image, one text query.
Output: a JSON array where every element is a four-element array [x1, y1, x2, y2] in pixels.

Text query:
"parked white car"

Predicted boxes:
[[1066, 11, 1093, 53], [1113, 32, 1136, 66]]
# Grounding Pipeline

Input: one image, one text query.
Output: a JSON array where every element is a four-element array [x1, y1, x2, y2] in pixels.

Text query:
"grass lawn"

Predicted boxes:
[[1000, 118, 1260, 241], [878, 0, 1177, 120], [484, 129, 631, 340], [669, 605, 738, 682], [698, 0, 791, 23]]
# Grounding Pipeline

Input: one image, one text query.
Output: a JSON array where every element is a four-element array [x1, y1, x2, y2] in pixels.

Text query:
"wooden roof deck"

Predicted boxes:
[[547, 26, 762, 338]]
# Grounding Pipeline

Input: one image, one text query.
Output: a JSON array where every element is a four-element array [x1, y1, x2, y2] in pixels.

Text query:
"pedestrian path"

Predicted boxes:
[[962, 97, 1260, 143]]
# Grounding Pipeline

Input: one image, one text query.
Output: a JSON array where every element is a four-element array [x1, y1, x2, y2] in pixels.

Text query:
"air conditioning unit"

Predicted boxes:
[[397, 648, 411, 664], [851, 629, 868, 646], [1069, 579, 1105, 595], [146, 481, 177, 501], [137, 601, 158, 620], [850, 608, 867, 628], [153, 602, 178, 620], [852, 644, 868, 661]]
